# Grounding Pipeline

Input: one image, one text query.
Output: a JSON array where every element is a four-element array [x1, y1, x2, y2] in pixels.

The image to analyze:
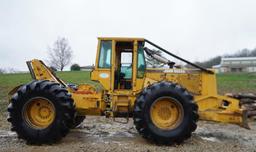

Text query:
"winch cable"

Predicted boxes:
[[145, 39, 214, 74]]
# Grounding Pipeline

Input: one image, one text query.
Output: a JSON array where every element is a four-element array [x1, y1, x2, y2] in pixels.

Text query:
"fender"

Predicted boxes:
[[8, 84, 23, 102]]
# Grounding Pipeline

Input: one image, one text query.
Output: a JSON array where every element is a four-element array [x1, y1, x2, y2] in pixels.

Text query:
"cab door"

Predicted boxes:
[[132, 41, 146, 92], [91, 40, 113, 90], [113, 41, 134, 90]]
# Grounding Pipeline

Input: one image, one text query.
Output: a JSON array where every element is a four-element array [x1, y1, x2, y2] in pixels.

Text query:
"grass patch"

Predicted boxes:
[[217, 72, 256, 94]]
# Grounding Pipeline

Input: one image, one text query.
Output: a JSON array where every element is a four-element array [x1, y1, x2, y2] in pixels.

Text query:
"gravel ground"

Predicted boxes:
[[0, 116, 255, 152]]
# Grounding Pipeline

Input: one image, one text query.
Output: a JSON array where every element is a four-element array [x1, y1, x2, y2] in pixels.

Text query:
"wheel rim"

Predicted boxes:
[[150, 97, 184, 130], [22, 97, 55, 129]]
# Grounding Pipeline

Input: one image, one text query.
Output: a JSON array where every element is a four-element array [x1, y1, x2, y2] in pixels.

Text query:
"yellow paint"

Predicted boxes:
[[70, 84, 104, 115], [23, 97, 55, 129], [132, 41, 138, 90], [91, 69, 111, 90]]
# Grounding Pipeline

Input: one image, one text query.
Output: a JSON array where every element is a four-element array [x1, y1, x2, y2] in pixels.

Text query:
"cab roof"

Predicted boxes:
[[98, 37, 144, 41]]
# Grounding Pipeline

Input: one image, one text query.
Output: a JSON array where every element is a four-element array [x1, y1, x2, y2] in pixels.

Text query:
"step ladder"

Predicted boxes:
[[113, 95, 130, 124]]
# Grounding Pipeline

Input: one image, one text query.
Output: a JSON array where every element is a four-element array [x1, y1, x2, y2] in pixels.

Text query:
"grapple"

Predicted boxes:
[[227, 93, 256, 118]]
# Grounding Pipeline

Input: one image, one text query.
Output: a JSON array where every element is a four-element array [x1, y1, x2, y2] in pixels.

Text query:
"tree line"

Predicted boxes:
[[193, 48, 256, 68]]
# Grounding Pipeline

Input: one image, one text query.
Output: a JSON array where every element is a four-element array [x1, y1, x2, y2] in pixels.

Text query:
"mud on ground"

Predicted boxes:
[[0, 116, 255, 152]]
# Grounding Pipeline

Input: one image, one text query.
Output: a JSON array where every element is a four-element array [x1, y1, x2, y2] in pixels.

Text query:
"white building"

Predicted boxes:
[[212, 57, 256, 73]]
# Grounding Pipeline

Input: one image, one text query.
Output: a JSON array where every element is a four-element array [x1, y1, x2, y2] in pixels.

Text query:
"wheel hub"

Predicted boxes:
[[23, 97, 55, 129], [150, 97, 184, 130], [157, 106, 172, 120], [38, 106, 51, 119]]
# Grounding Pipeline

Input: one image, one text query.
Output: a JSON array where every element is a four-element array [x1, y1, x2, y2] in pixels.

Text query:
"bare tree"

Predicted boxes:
[[48, 37, 73, 71]]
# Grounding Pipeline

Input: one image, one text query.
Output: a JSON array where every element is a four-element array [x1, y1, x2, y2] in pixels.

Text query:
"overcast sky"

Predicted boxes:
[[1, 0, 256, 71]]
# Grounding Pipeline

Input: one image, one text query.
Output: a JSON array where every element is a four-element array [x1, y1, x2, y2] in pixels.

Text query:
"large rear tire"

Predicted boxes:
[[7, 80, 75, 144], [133, 81, 198, 145], [70, 116, 85, 129]]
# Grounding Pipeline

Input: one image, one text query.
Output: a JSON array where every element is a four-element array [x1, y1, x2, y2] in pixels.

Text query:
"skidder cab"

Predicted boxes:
[[8, 37, 255, 145]]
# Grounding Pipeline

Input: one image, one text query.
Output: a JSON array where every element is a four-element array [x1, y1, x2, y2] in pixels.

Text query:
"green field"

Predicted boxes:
[[216, 72, 256, 94], [0, 71, 255, 128]]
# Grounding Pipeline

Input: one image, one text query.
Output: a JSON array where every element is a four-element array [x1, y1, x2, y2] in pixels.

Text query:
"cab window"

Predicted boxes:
[[121, 52, 132, 79], [98, 41, 112, 68], [137, 44, 146, 78]]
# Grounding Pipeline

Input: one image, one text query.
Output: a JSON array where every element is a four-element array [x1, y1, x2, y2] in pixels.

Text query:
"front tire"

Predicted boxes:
[[133, 81, 198, 145], [7, 80, 75, 144]]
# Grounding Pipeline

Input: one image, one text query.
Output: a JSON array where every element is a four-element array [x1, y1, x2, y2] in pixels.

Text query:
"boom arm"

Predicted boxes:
[[26, 59, 68, 87], [144, 47, 175, 68]]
